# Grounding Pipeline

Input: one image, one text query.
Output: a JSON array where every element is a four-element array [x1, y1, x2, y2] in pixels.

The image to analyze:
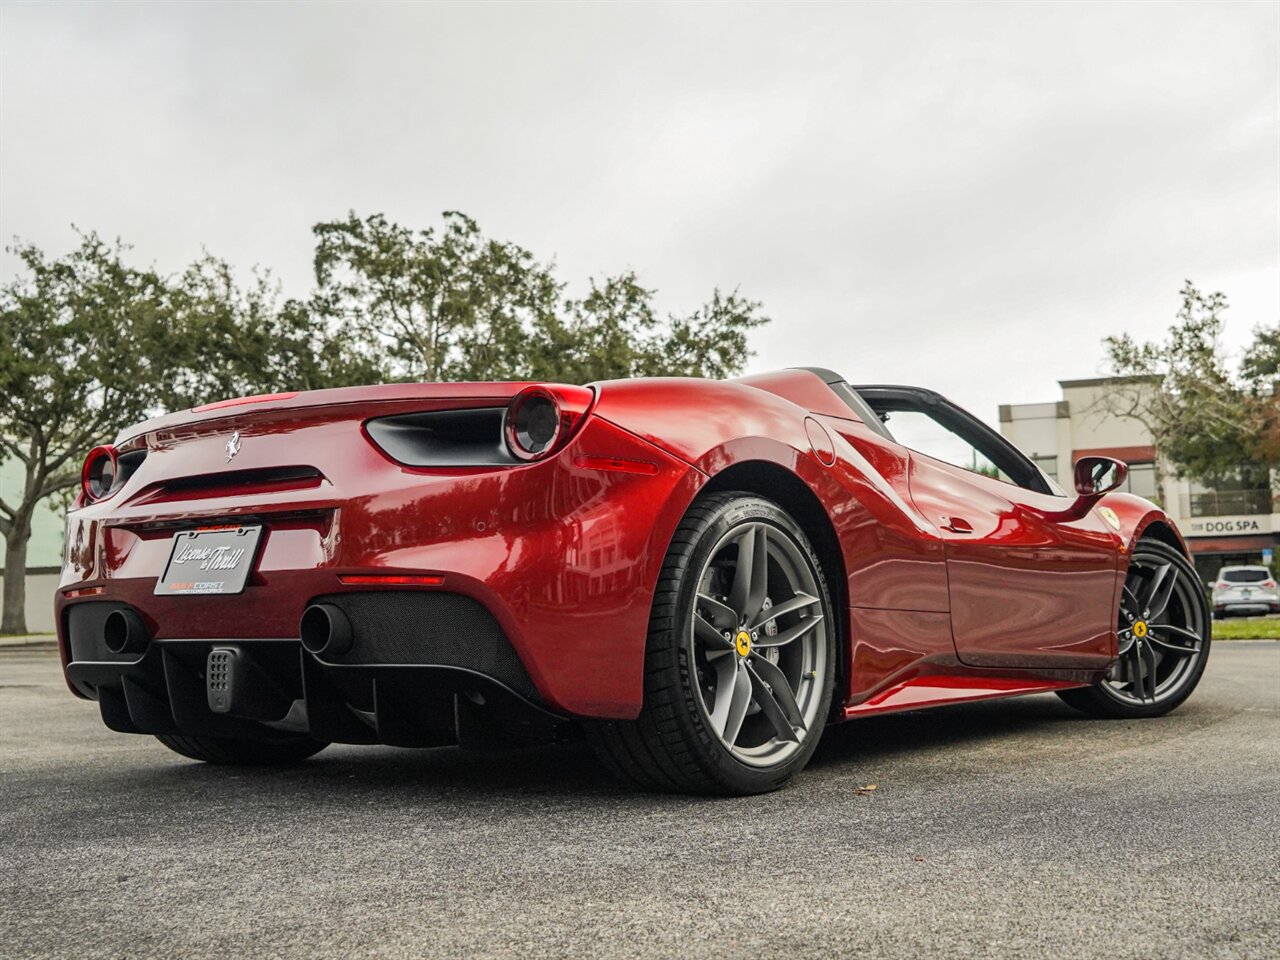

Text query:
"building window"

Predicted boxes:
[[1125, 463, 1157, 500], [1032, 455, 1058, 481], [1184, 464, 1275, 517]]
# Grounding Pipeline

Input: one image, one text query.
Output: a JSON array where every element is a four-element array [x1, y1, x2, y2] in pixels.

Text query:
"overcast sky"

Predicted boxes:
[[2, 1, 1276, 426]]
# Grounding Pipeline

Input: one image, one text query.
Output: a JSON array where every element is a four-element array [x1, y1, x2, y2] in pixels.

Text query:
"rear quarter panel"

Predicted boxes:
[[593, 375, 958, 705]]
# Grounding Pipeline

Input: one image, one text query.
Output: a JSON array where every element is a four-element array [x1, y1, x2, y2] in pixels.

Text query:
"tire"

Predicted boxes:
[[155, 733, 329, 766], [1058, 538, 1211, 719], [586, 492, 837, 795]]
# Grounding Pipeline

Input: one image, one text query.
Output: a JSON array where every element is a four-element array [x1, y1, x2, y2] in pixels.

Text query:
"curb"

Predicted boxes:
[[0, 635, 57, 649]]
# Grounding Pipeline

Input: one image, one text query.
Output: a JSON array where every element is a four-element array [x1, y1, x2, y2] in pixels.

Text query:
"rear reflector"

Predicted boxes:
[[62, 586, 105, 599], [338, 575, 445, 586], [574, 455, 659, 476], [193, 391, 299, 412]]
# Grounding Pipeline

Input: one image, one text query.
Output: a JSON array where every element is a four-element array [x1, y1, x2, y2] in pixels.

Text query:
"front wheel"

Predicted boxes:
[[1058, 539, 1211, 719], [586, 492, 837, 795]]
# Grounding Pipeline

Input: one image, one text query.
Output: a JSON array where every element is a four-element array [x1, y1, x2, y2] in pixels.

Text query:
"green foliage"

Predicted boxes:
[[0, 233, 169, 508], [0, 234, 168, 630], [525, 272, 768, 383], [310, 211, 768, 384], [1240, 323, 1280, 470], [1103, 281, 1278, 490], [311, 211, 562, 382], [1212, 617, 1280, 641], [153, 254, 383, 412]]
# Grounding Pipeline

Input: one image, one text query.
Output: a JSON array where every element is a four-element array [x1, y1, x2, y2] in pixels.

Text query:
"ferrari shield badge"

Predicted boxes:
[[1099, 507, 1121, 531]]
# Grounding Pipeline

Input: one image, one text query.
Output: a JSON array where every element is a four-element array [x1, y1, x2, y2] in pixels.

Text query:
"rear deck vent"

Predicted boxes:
[[365, 408, 518, 467], [134, 466, 325, 504]]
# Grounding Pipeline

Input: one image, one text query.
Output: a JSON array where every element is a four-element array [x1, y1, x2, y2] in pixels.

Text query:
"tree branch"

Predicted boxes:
[[37, 471, 79, 501], [0, 437, 31, 467]]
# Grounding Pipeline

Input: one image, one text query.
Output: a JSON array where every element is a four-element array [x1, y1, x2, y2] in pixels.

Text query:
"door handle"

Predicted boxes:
[[939, 515, 974, 533]]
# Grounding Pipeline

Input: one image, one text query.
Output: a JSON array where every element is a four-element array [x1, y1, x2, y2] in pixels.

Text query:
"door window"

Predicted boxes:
[[877, 404, 1036, 489], [852, 386, 1056, 496], [878, 409, 1008, 481]]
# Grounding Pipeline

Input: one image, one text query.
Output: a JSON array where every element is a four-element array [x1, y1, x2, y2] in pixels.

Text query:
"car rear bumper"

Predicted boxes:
[[56, 415, 703, 721], [63, 593, 567, 748], [1214, 601, 1280, 616]]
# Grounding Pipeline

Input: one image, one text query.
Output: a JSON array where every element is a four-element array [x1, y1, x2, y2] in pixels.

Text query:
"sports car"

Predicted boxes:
[[57, 367, 1211, 794]]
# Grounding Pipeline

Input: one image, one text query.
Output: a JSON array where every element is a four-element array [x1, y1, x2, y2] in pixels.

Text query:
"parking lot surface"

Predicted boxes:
[[2, 643, 1277, 959]]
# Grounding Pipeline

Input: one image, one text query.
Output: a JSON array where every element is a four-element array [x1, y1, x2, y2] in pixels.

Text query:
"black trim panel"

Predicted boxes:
[[365, 407, 518, 467]]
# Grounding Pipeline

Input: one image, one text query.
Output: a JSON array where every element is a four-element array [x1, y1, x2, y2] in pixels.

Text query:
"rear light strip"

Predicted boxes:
[[575, 455, 659, 476], [339, 575, 445, 586], [62, 586, 105, 599]]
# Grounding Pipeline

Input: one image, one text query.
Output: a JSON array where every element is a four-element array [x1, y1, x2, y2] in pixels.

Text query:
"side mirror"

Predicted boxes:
[[1073, 456, 1128, 497], [1036, 456, 1129, 523]]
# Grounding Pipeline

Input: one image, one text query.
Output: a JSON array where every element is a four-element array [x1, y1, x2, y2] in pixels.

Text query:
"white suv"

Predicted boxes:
[[1211, 566, 1280, 618]]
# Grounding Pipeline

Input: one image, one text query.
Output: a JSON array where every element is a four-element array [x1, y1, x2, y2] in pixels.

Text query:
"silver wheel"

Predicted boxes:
[[689, 520, 830, 767], [1104, 546, 1208, 706]]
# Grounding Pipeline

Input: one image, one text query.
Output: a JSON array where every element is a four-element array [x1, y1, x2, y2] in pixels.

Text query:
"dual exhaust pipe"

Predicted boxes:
[[299, 603, 353, 658], [103, 609, 149, 655], [100, 603, 352, 658]]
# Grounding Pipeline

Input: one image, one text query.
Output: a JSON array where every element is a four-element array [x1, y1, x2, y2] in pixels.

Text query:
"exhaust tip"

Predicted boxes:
[[299, 603, 352, 657], [103, 608, 149, 655]]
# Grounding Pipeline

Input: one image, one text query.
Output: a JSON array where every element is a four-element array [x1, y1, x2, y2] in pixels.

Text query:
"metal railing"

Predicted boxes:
[[1181, 489, 1275, 518]]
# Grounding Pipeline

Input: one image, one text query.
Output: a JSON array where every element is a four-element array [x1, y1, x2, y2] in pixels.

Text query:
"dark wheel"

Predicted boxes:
[[155, 734, 328, 765], [586, 492, 837, 795], [1059, 538, 1211, 719]]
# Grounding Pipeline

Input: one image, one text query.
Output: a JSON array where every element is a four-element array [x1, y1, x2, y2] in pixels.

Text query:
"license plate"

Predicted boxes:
[[155, 525, 263, 596]]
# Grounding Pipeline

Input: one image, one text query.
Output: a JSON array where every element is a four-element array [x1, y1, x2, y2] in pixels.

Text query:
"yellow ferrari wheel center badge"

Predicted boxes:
[[1133, 621, 1148, 639], [734, 630, 752, 657]]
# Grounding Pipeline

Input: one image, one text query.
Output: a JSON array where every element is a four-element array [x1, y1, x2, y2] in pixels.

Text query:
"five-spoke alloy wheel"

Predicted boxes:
[[1059, 538, 1211, 718], [586, 493, 836, 794], [690, 521, 829, 767]]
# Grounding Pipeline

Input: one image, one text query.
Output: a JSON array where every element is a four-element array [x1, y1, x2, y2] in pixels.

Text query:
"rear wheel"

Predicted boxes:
[[155, 734, 328, 765], [1058, 539, 1210, 719], [586, 492, 836, 795]]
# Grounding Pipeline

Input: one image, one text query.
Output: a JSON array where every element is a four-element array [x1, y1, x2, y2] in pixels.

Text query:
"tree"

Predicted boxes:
[[0, 238, 382, 633], [150, 254, 384, 412], [311, 212, 769, 384], [311, 211, 562, 382], [1102, 281, 1278, 493], [1241, 322, 1280, 471], [526, 272, 768, 383], [0, 234, 170, 633]]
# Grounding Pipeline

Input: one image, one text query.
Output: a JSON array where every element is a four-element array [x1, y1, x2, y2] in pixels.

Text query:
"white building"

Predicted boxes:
[[0, 457, 65, 634], [1000, 376, 1277, 578]]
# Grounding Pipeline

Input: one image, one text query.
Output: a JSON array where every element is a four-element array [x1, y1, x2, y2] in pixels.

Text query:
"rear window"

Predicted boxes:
[[1222, 569, 1270, 583]]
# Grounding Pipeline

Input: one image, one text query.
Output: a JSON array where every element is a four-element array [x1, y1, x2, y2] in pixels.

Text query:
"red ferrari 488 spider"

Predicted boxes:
[[58, 368, 1210, 794]]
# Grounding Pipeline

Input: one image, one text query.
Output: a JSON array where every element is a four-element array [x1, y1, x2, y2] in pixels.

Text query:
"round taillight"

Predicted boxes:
[[503, 385, 595, 462], [81, 445, 119, 502]]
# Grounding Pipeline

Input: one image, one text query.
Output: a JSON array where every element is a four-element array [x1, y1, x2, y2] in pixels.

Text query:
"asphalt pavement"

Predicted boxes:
[[2, 643, 1278, 960]]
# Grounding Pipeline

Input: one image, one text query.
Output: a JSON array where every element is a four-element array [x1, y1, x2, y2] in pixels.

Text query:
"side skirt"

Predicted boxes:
[[841, 675, 1090, 720]]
